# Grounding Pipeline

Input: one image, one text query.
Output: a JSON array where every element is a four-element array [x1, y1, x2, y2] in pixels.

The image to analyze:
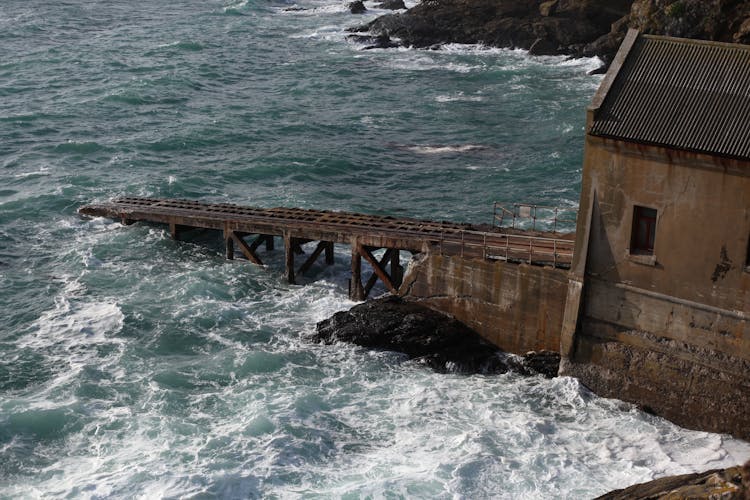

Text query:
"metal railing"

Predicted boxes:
[[493, 202, 578, 233], [437, 228, 574, 269]]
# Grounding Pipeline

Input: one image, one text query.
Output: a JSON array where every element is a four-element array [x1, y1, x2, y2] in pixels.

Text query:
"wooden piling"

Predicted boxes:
[[80, 196, 575, 301], [284, 232, 296, 285], [350, 240, 365, 301]]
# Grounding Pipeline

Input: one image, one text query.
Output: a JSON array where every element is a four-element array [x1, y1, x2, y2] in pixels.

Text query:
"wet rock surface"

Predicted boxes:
[[348, 0, 367, 14], [347, 0, 631, 59], [313, 296, 560, 376], [598, 461, 750, 499], [375, 0, 406, 10], [347, 0, 750, 64], [347, 33, 400, 49]]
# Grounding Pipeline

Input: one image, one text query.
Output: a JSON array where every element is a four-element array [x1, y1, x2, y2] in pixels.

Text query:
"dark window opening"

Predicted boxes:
[[745, 234, 750, 270], [631, 206, 657, 255]]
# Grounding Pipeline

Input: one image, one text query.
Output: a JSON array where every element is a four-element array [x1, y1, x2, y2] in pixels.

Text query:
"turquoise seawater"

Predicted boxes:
[[1, 0, 748, 497]]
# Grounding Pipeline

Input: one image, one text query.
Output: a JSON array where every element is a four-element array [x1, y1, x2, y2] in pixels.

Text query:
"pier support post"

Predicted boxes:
[[391, 249, 403, 288], [169, 222, 182, 240], [350, 240, 365, 301], [284, 232, 296, 285], [225, 230, 234, 260], [265, 235, 274, 251], [325, 241, 334, 265]]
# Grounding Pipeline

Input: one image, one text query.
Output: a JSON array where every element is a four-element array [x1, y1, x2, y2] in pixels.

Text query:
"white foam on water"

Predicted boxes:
[[24, 289, 124, 347], [435, 91, 485, 103], [12, 166, 50, 179], [283, 4, 351, 17], [402, 144, 488, 154], [386, 54, 485, 73], [222, 0, 249, 12], [7, 268, 750, 498]]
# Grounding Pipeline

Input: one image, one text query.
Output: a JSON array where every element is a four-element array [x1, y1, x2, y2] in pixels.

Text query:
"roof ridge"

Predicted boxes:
[[589, 32, 750, 161], [641, 33, 750, 52]]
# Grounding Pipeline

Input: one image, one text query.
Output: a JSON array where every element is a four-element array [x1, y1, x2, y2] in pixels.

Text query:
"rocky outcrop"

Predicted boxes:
[[347, 33, 400, 49], [375, 0, 406, 10], [348, 0, 367, 14], [349, 0, 631, 57], [597, 461, 750, 499], [583, 0, 750, 59], [348, 0, 750, 63], [313, 296, 560, 376]]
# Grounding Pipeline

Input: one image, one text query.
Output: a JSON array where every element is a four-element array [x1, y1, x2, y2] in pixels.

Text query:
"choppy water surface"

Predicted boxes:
[[1, 0, 748, 497]]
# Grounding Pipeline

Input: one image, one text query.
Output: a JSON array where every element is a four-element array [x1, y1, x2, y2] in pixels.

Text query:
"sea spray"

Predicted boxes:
[[0, 0, 748, 497]]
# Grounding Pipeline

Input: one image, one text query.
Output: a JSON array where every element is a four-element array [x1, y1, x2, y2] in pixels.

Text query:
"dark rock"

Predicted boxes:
[[587, 64, 608, 75], [347, 33, 400, 49], [350, 0, 750, 62], [313, 296, 507, 373], [375, 0, 406, 10], [520, 350, 561, 378], [528, 37, 558, 56], [597, 460, 750, 499], [539, 0, 558, 17], [313, 296, 561, 376], [348, 0, 366, 14], [736, 17, 750, 45], [352, 0, 631, 55]]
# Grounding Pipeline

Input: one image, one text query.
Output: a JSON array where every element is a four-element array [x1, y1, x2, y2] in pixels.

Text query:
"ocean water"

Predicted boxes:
[[1, 0, 748, 498]]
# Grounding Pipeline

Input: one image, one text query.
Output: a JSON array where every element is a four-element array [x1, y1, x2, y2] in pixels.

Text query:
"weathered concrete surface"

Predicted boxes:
[[399, 252, 568, 355], [597, 461, 750, 500], [562, 135, 750, 439]]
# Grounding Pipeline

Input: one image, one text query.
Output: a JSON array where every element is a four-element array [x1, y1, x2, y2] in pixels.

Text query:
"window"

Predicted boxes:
[[745, 234, 750, 271], [630, 206, 657, 255]]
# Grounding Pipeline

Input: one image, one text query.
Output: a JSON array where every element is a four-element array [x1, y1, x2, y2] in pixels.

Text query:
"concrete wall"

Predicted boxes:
[[399, 252, 568, 354], [561, 137, 750, 439]]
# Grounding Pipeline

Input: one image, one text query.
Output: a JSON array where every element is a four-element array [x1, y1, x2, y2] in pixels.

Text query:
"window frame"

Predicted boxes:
[[630, 205, 658, 256]]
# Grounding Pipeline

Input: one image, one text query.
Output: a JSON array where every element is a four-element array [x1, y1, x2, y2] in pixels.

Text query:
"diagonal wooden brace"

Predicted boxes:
[[298, 241, 328, 277], [364, 248, 395, 298], [229, 231, 263, 265], [360, 246, 398, 296]]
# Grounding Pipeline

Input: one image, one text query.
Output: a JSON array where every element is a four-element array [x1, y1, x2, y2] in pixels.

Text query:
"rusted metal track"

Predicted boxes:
[[79, 197, 574, 299]]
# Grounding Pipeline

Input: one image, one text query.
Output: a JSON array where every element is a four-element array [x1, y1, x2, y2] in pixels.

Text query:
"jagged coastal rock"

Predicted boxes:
[[348, 0, 367, 14], [597, 461, 750, 499], [348, 0, 750, 63], [313, 296, 560, 376], [375, 0, 406, 10]]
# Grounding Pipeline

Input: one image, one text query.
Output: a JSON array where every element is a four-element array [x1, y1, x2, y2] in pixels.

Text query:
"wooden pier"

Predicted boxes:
[[79, 197, 574, 300]]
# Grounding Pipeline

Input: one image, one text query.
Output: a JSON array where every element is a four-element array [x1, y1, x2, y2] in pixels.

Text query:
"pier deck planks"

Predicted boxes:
[[79, 197, 574, 298]]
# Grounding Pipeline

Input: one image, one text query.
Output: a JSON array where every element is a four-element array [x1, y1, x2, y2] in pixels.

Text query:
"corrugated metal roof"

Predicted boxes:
[[589, 34, 750, 161]]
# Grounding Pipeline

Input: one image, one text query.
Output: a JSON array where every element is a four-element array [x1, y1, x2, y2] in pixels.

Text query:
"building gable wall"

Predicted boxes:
[[561, 137, 750, 439]]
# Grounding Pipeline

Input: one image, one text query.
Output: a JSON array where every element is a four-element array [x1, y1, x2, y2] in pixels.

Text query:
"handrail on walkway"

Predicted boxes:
[[493, 202, 578, 233], [437, 227, 573, 269]]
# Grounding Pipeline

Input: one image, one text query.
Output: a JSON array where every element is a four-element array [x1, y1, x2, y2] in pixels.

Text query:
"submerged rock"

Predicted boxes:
[[313, 296, 560, 376], [597, 461, 750, 499]]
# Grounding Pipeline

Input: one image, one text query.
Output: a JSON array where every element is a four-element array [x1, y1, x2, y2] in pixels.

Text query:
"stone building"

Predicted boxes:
[[560, 30, 750, 439]]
